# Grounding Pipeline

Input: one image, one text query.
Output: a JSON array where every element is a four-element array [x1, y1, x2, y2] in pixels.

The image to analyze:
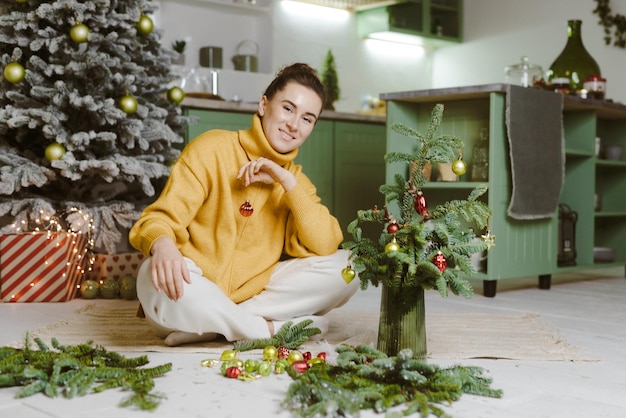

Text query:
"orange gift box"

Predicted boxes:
[[0, 232, 88, 302], [86, 252, 145, 282]]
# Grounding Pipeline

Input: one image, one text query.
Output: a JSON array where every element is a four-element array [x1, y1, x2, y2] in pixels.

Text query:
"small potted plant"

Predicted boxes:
[[171, 39, 186, 65]]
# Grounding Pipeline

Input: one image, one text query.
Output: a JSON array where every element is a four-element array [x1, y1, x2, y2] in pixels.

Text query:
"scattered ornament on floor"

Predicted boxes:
[[433, 250, 447, 272], [239, 200, 253, 217], [167, 86, 185, 104], [99, 278, 120, 299], [79, 279, 99, 299], [341, 265, 356, 283], [136, 14, 154, 35], [4, 61, 25, 83], [44, 142, 66, 161], [70, 22, 89, 43], [119, 275, 137, 300], [119, 93, 138, 114], [0, 334, 172, 411]]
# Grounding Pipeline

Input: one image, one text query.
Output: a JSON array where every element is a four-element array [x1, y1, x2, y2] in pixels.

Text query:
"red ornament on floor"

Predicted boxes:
[[239, 200, 253, 217]]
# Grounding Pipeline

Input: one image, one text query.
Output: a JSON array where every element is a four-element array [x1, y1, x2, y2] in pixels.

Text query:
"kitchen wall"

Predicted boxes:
[[155, 0, 626, 112], [434, 0, 626, 104]]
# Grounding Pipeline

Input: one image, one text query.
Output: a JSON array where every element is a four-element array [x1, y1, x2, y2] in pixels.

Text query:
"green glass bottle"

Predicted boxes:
[[546, 20, 601, 95]]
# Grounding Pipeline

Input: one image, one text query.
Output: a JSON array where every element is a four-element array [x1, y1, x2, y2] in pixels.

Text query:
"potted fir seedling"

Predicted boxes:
[[342, 104, 494, 358], [171, 39, 186, 65]]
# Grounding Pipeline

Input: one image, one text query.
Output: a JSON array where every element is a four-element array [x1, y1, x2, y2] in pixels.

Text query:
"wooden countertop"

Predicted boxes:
[[381, 83, 626, 120], [181, 97, 386, 124]]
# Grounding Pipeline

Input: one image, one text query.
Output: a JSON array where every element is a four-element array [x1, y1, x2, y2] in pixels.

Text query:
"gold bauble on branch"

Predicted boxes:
[[167, 86, 185, 104], [4, 61, 25, 83], [137, 14, 154, 35], [119, 94, 138, 114], [45, 143, 66, 161], [70, 22, 90, 43]]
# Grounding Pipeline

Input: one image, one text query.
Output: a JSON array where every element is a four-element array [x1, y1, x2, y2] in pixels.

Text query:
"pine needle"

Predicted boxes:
[[233, 319, 321, 351]]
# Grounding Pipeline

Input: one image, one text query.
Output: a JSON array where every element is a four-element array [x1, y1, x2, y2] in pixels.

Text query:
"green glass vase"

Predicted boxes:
[[377, 284, 427, 358], [546, 19, 601, 95]]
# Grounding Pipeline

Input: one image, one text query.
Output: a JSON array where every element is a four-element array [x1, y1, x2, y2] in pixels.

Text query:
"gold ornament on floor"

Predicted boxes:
[[4, 61, 25, 83], [70, 22, 89, 43], [119, 93, 138, 114], [137, 14, 154, 35]]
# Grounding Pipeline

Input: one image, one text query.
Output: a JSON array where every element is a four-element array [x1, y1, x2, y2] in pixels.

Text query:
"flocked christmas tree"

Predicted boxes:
[[342, 103, 494, 357], [0, 0, 187, 254]]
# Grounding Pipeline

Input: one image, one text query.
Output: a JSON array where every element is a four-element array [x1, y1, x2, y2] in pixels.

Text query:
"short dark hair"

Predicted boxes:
[[263, 63, 326, 110]]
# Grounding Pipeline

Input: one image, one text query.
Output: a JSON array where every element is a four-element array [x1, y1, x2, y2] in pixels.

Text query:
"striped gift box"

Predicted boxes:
[[0, 232, 88, 302]]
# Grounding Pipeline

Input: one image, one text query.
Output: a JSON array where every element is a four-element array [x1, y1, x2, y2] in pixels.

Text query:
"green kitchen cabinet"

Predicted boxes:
[[183, 106, 386, 239], [357, 0, 463, 48], [382, 84, 626, 296]]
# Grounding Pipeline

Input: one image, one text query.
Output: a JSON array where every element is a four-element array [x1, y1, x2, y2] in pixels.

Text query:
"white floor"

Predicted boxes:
[[1, 267, 625, 418]]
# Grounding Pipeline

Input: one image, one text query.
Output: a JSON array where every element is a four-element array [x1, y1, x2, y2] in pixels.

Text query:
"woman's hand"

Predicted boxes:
[[237, 157, 296, 191], [149, 236, 191, 301]]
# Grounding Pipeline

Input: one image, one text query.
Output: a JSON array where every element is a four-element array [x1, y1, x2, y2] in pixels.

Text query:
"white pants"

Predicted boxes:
[[136, 249, 359, 341]]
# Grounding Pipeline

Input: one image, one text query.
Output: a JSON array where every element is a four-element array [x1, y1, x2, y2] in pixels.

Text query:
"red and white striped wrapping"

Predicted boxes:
[[0, 232, 88, 302], [86, 252, 145, 282]]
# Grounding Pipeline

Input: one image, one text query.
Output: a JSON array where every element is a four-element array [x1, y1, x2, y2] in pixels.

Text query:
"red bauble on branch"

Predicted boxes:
[[414, 190, 428, 217], [433, 251, 447, 272]]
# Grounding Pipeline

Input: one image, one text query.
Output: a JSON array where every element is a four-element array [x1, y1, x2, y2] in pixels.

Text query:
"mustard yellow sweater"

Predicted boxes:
[[129, 114, 343, 303]]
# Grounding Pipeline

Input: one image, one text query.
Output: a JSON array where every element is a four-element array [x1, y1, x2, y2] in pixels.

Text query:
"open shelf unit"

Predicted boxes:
[[382, 83, 626, 296]]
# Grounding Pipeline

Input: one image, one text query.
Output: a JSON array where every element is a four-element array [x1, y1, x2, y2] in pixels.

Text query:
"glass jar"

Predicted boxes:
[[504, 56, 544, 87]]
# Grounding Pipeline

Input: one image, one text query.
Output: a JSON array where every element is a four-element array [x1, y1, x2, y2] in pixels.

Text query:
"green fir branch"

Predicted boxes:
[[283, 345, 502, 417], [233, 320, 321, 351], [0, 333, 171, 411]]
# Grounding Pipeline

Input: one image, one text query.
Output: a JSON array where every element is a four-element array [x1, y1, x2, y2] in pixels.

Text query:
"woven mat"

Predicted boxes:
[[9, 300, 593, 361]]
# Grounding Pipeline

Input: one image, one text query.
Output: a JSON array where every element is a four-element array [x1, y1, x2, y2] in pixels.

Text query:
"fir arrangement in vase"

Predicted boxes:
[[342, 104, 493, 358]]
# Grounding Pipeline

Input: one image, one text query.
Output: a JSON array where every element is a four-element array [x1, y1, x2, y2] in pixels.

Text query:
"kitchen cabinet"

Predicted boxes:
[[183, 104, 386, 239], [382, 84, 626, 297], [358, 0, 463, 47]]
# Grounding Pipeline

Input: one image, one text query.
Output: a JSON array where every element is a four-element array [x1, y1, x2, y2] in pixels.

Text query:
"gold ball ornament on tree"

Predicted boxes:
[[137, 14, 154, 35], [70, 22, 90, 43], [167, 86, 185, 104], [45, 142, 66, 161], [385, 237, 400, 253], [119, 94, 138, 114], [4, 62, 25, 83], [452, 157, 467, 176]]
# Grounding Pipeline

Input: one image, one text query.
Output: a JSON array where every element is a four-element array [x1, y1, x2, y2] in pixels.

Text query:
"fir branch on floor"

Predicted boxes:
[[0, 333, 172, 411], [233, 320, 321, 351], [282, 344, 503, 418]]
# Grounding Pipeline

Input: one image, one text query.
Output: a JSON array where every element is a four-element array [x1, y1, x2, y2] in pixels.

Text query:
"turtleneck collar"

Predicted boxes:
[[239, 114, 299, 167]]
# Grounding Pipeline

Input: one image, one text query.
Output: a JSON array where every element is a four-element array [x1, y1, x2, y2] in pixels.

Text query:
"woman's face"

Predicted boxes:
[[258, 81, 323, 154]]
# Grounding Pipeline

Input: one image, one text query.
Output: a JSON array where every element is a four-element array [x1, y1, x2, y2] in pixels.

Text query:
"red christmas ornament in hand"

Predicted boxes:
[[239, 200, 253, 217], [414, 190, 428, 217], [434, 251, 447, 272]]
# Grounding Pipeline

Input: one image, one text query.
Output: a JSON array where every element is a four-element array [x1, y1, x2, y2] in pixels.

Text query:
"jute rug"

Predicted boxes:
[[9, 300, 593, 361]]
